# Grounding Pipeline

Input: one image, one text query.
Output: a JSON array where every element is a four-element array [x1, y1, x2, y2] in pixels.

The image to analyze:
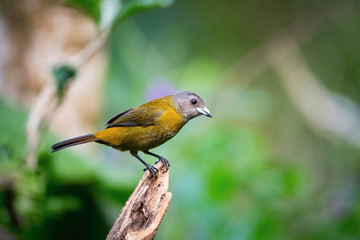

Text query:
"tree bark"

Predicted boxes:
[[107, 162, 172, 240]]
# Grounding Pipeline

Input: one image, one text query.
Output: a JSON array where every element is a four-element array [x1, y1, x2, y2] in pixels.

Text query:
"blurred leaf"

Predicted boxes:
[[63, 0, 101, 22], [113, 0, 174, 26], [63, 0, 174, 30], [52, 64, 77, 100]]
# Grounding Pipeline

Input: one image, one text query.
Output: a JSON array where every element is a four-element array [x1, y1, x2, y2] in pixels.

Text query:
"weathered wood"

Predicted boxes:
[[107, 162, 172, 240]]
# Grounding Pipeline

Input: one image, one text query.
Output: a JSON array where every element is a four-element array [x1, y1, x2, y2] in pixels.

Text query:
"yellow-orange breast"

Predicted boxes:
[[94, 105, 185, 151]]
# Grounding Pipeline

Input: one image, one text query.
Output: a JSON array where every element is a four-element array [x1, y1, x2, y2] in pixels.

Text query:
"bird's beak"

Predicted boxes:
[[196, 106, 212, 118]]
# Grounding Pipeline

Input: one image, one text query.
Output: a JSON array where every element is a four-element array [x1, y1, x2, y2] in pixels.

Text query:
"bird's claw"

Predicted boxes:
[[143, 165, 159, 179], [155, 157, 170, 172]]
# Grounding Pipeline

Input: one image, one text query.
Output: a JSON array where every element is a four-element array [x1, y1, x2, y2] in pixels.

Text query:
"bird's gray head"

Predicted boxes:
[[172, 91, 212, 122]]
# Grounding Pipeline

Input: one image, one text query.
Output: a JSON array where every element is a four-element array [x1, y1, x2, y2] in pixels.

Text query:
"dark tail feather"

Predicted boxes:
[[51, 134, 99, 153]]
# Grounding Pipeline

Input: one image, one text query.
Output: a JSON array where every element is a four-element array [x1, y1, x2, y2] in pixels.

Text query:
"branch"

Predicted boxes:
[[265, 38, 360, 147], [69, 30, 109, 68], [25, 84, 59, 170], [25, 30, 109, 170], [107, 162, 172, 240]]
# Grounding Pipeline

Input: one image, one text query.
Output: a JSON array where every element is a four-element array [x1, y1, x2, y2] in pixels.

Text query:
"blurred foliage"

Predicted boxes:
[[2, 0, 360, 240], [64, 0, 173, 30], [64, 0, 101, 23], [52, 64, 77, 100]]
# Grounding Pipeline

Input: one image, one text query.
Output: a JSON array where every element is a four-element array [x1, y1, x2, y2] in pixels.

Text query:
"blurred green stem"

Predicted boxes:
[[25, 30, 109, 170]]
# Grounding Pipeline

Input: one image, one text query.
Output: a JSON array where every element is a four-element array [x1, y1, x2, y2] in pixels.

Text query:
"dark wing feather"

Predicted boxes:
[[105, 106, 164, 129], [105, 108, 132, 125], [107, 121, 154, 128]]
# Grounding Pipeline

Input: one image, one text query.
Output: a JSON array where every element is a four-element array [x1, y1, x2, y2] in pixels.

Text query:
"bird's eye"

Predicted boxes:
[[191, 99, 197, 105]]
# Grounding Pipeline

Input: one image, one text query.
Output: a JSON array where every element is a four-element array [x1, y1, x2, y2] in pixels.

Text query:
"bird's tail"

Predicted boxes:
[[51, 134, 99, 153]]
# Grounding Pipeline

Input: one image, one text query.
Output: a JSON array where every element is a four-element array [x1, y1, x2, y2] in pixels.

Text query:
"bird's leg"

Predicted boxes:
[[143, 150, 170, 172], [130, 151, 158, 179]]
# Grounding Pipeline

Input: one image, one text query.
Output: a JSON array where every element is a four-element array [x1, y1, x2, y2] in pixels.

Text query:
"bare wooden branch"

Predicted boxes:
[[107, 162, 172, 240]]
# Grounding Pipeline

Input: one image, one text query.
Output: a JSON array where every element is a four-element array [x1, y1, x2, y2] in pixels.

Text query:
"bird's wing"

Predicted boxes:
[[105, 104, 165, 128]]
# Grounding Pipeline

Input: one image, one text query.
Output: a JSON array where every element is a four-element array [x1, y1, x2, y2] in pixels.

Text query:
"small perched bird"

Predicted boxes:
[[51, 91, 212, 178]]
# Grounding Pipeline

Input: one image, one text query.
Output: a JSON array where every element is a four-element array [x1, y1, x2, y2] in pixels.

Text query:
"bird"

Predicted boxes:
[[51, 91, 212, 179]]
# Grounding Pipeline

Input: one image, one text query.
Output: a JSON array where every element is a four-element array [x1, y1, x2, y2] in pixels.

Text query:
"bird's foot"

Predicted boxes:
[[143, 164, 159, 179], [155, 157, 170, 172]]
